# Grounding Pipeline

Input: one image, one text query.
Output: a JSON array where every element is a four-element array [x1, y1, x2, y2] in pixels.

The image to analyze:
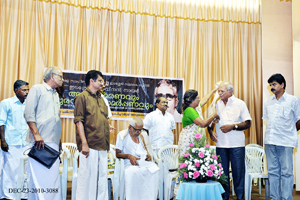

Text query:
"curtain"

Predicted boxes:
[[0, 0, 262, 145]]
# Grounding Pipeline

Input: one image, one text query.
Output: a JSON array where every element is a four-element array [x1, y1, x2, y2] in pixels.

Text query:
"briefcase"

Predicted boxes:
[[28, 143, 60, 169]]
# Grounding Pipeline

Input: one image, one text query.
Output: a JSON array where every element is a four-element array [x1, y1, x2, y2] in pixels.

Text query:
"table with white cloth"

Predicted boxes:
[[176, 180, 225, 200]]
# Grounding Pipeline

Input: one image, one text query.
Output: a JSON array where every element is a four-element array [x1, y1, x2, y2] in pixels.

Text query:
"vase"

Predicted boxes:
[[195, 177, 207, 183]]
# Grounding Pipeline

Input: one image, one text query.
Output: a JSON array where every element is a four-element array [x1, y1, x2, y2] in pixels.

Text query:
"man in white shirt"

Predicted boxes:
[[263, 73, 300, 200], [24, 66, 63, 200], [143, 97, 176, 161], [0, 80, 29, 199], [115, 117, 159, 200], [209, 82, 251, 200]]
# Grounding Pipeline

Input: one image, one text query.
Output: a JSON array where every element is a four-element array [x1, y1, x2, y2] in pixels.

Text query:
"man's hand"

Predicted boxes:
[[145, 154, 152, 161], [220, 124, 234, 133], [209, 131, 218, 142], [34, 134, 44, 149], [109, 125, 115, 134], [1, 140, 9, 152], [128, 154, 140, 166], [82, 143, 90, 158]]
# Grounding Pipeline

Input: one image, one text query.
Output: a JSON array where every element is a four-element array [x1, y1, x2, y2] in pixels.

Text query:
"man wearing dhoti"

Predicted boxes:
[[0, 80, 29, 199], [115, 117, 159, 200], [143, 96, 176, 161], [74, 70, 110, 200], [24, 66, 63, 200]]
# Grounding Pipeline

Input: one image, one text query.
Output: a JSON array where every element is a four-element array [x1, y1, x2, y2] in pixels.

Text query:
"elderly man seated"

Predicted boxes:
[[115, 117, 159, 200]]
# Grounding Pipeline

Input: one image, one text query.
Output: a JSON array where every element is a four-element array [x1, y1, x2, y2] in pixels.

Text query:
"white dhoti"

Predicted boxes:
[[27, 142, 61, 200], [0, 145, 28, 199], [125, 164, 159, 200], [76, 149, 108, 200]]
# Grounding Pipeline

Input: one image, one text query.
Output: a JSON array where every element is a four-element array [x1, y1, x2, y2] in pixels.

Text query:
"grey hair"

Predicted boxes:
[[43, 66, 60, 82], [129, 117, 143, 127], [224, 82, 234, 92]]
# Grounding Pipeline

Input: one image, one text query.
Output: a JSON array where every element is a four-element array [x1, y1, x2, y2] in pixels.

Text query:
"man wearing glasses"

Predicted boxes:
[[115, 117, 159, 200], [24, 66, 63, 200], [154, 79, 182, 122], [143, 96, 176, 162]]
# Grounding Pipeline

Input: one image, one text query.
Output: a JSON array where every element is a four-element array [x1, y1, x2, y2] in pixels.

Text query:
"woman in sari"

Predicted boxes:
[[178, 89, 219, 157]]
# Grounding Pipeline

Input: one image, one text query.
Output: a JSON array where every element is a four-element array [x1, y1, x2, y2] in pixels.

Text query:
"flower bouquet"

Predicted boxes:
[[178, 128, 228, 185]]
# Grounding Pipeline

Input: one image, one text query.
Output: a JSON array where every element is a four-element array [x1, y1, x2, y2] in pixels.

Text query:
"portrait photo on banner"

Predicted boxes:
[[58, 69, 184, 122]]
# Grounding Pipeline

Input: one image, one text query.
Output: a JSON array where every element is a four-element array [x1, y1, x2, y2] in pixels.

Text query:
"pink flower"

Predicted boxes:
[[195, 134, 201, 139], [219, 171, 222, 176], [204, 144, 210, 148], [198, 152, 204, 158], [195, 162, 200, 167], [184, 172, 188, 179], [209, 164, 215, 170], [218, 163, 222, 169], [180, 163, 187, 169], [193, 171, 200, 178], [212, 155, 218, 160], [207, 170, 213, 177], [189, 143, 194, 147], [184, 153, 190, 157]]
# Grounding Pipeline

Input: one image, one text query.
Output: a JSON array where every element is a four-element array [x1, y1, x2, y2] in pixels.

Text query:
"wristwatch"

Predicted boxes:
[[234, 124, 238, 130]]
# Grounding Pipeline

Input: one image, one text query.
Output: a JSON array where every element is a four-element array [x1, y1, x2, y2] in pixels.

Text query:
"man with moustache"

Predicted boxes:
[[74, 70, 110, 200], [0, 80, 29, 199], [263, 73, 300, 200], [143, 96, 176, 161], [209, 82, 251, 200], [154, 79, 182, 122], [24, 66, 63, 200]]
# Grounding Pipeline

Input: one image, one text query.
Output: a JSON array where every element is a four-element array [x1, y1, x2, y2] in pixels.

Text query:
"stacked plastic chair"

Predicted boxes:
[[60, 146, 70, 200], [158, 145, 178, 200], [244, 146, 270, 200]]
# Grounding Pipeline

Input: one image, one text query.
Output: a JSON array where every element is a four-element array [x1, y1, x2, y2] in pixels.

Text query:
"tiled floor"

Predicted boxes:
[[66, 181, 300, 200]]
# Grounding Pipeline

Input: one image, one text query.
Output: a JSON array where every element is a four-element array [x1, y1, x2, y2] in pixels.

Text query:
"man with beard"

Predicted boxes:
[[0, 80, 29, 199], [143, 96, 176, 161], [263, 73, 300, 200]]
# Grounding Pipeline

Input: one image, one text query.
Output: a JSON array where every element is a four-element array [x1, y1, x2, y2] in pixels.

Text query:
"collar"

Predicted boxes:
[[12, 95, 25, 104], [43, 82, 57, 93], [221, 95, 235, 105], [271, 91, 286, 101], [86, 87, 101, 98], [156, 108, 168, 116]]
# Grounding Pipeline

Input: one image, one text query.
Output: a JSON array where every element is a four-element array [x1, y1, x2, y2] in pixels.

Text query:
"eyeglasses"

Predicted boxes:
[[130, 125, 142, 133], [53, 73, 63, 79], [155, 93, 177, 101]]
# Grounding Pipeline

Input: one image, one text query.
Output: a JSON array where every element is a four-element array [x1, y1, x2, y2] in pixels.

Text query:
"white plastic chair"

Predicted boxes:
[[71, 150, 79, 200], [245, 146, 270, 200], [60, 146, 70, 200], [108, 145, 116, 200], [158, 145, 178, 200], [246, 144, 263, 188], [62, 143, 79, 181]]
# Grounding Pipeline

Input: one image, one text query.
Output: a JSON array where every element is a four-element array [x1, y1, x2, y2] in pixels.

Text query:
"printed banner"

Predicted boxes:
[[60, 70, 184, 122]]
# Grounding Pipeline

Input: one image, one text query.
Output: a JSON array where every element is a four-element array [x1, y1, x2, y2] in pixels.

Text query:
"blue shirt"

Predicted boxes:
[[262, 92, 300, 148], [0, 96, 29, 146]]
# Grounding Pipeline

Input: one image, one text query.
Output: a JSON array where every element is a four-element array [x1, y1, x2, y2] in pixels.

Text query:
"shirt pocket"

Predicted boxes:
[[225, 108, 240, 122], [282, 106, 292, 119]]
